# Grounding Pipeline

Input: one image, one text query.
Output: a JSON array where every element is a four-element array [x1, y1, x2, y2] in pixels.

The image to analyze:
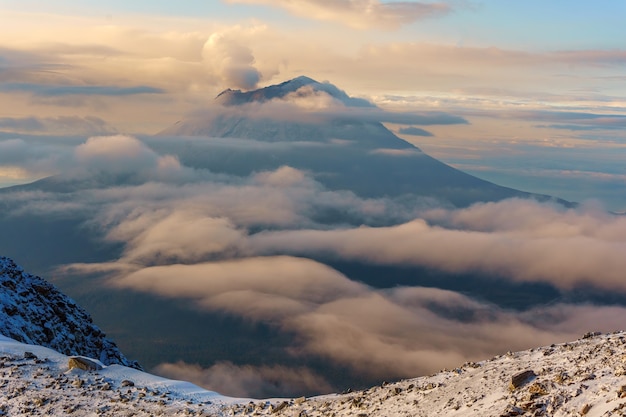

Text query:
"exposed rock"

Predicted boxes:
[[580, 403, 592, 415], [271, 401, 288, 414], [23, 351, 37, 360], [0, 256, 140, 369], [68, 356, 103, 371], [510, 370, 536, 390]]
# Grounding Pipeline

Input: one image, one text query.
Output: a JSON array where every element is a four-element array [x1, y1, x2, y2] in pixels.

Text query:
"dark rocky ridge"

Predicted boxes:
[[0, 256, 140, 369]]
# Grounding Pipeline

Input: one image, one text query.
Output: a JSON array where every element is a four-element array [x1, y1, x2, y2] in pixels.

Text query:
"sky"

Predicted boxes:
[[1, 1, 625, 208], [3, 1, 626, 397]]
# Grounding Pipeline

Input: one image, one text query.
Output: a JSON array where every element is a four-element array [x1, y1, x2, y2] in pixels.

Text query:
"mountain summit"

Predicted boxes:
[[214, 75, 374, 107]]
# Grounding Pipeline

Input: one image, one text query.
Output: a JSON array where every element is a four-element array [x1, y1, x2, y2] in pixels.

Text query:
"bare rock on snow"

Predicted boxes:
[[68, 356, 103, 371], [510, 370, 536, 390]]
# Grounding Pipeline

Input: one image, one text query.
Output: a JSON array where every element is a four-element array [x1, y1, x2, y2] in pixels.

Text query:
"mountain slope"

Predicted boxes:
[[0, 256, 139, 369], [227, 331, 626, 417], [0, 328, 624, 416], [0, 335, 230, 416]]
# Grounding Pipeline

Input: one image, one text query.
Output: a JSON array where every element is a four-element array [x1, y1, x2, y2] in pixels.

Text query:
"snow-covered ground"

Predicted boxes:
[[0, 335, 236, 416], [3, 331, 626, 416]]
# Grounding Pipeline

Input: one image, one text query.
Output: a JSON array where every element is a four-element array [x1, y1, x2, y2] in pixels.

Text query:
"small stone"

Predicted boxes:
[[23, 351, 38, 360], [271, 401, 288, 414], [510, 370, 536, 390], [528, 382, 549, 396], [121, 379, 135, 387], [580, 403, 592, 415]]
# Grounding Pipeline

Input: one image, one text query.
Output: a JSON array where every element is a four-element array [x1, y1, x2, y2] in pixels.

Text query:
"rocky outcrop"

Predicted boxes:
[[0, 256, 140, 369]]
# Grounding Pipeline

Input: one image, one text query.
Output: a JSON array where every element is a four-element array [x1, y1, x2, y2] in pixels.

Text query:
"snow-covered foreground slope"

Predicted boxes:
[[0, 335, 234, 416], [226, 331, 626, 417], [3, 331, 626, 416]]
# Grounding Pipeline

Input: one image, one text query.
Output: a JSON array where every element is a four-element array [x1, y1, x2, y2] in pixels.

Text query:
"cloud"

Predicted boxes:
[[0, 137, 77, 181], [369, 148, 423, 157], [0, 116, 116, 135], [10, 136, 623, 386], [73, 135, 186, 178], [397, 126, 434, 136], [203, 31, 262, 90], [0, 83, 164, 97], [154, 361, 333, 398], [226, 0, 452, 29], [248, 199, 626, 292], [109, 256, 367, 321], [106, 253, 626, 380]]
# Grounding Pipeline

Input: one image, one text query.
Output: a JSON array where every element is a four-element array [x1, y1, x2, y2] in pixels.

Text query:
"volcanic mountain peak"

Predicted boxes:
[[215, 75, 374, 108]]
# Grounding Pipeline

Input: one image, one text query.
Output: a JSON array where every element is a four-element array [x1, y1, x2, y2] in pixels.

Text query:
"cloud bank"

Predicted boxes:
[[5, 134, 626, 395], [249, 199, 626, 291], [154, 361, 333, 398]]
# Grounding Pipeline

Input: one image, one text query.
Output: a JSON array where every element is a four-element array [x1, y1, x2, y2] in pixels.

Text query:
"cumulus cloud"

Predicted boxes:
[[226, 0, 452, 29], [203, 32, 261, 90], [73, 135, 187, 180], [154, 361, 333, 398]]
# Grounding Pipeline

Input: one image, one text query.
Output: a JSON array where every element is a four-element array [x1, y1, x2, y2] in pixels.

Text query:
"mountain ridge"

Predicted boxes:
[[0, 256, 139, 369]]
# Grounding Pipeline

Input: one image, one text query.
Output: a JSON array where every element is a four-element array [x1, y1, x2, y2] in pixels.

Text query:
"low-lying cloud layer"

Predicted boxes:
[[4, 133, 626, 396], [154, 361, 333, 398], [248, 199, 626, 291]]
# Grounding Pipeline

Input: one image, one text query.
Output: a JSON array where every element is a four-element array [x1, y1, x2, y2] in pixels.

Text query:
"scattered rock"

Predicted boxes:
[[121, 380, 135, 387]]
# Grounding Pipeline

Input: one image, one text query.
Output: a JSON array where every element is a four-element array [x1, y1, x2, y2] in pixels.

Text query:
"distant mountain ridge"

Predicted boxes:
[[0, 256, 139, 369]]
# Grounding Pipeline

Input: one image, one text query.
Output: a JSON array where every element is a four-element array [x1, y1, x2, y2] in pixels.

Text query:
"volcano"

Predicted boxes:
[[157, 76, 558, 207]]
